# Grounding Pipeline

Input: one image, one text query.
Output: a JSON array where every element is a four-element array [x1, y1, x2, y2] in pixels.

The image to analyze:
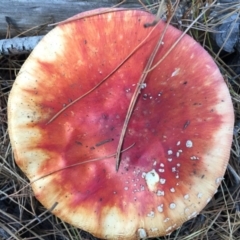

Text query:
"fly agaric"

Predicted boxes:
[[8, 8, 234, 240]]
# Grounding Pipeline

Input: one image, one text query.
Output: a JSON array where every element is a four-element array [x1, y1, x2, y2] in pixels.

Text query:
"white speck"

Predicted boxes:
[[147, 211, 155, 218], [150, 228, 158, 232], [166, 226, 172, 232], [184, 208, 189, 213], [190, 156, 199, 160], [158, 92, 162, 97], [158, 168, 165, 173], [113, 191, 116, 194], [125, 181, 129, 184], [188, 211, 197, 219], [184, 194, 189, 199], [160, 163, 164, 167], [175, 174, 179, 179], [168, 150, 173, 155], [172, 224, 177, 228], [170, 203, 176, 209], [192, 211, 197, 217], [140, 185, 145, 191], [172, 167, 176, 172], [153, 161, 157, 166], [176, 150, 183, 157], [125, 88, 131, 93], [124, 187, 128, 191], [171, 68, 180, 77], [149, 96, 153, 99], [138, 228, 147, 238], [160, 178, 166, 184], [216, 177, 224, 184], [164, 218, 170, 223], [140, 83, 147, 89], [176, 163, 181, 167], [197, 192, 203, 198], [170, 188, 175, 193], [141, 172, 146, 178], [144, 169, 160, 192], [157, 204, 164, 212], [207, 197, 212, 203], [157, 190, 165, 196], [168, 158, 172, 162], [177, 141, 181, 146], [186, 140, 193, 148], [161, 41, 164, 45]]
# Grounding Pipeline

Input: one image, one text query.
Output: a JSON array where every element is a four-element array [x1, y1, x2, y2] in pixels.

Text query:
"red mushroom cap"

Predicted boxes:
[[8, 8, 234, 239]]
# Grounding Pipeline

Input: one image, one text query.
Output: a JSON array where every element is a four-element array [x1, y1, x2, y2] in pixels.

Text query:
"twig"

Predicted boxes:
[[147, 0, 218, 73], [0, 36, 44, 55], [115, 0, 179, 171], [46, 18, 162, 124], [8, 143, 135, 197], [227, 164, 240, 184]]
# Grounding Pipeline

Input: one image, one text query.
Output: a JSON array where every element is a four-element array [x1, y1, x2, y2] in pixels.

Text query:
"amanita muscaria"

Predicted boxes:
[[8, 8, 234, 239]]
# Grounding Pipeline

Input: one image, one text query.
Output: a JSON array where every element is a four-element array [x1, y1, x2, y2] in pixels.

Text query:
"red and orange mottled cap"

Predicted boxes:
[[8, 8, 234, 239]]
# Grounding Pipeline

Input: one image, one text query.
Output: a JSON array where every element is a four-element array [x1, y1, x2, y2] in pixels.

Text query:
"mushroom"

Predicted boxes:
[[8, 8, 234, 239]]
